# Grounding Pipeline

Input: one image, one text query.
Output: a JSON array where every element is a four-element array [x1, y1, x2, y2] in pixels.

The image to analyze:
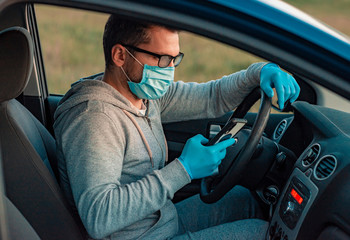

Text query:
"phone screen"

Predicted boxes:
[[226, 121, 246, 138], [214, 121, 246, 143], [207, 118, 247, 146]]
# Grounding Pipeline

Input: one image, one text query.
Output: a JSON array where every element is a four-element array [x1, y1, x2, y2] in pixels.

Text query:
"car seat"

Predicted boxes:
[[0, 27, 85, 239]]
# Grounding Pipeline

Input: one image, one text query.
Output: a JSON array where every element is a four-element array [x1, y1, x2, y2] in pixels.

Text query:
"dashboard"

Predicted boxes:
[[267, 101, 350, 240]]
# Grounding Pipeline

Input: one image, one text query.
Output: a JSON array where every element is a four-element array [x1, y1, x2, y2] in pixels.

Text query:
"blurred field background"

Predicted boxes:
[[35, 1, 350, 95]]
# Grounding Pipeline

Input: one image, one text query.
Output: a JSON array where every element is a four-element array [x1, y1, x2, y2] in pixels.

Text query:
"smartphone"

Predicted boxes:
[[206, 118, 247, 146]]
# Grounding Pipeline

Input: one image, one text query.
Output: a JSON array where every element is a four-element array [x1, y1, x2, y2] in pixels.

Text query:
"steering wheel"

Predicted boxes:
[[200, 87, 271, 203]]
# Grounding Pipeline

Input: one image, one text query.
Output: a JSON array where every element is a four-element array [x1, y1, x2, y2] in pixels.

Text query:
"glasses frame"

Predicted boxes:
[[123, 44, 184, 68]]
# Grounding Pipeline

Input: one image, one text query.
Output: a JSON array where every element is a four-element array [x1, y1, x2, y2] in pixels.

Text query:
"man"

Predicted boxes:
[[54, 15, 299, 240]]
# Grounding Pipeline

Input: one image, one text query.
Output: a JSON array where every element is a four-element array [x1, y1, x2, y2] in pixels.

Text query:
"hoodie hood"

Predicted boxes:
[[54, 73, 144, 121]]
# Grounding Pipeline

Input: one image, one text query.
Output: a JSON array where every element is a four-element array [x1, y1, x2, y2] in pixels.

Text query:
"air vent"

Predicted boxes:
[[314, 155, 337, 180], [302, 144, 321, 167], [274, 120, 287, 139]]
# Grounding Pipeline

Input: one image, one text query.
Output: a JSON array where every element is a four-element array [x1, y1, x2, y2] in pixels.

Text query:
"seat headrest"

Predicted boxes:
[[0, 27, 33, 103]]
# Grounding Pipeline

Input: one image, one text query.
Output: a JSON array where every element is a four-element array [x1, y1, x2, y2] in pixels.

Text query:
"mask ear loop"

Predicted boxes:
[[120, 66, 132, 82], [121, 47, 144, 82], [124, 47, 144, 66]]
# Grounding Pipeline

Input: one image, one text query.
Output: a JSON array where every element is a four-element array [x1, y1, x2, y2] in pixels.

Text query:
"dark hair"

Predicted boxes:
[[103, 15, 177, 71], [103, 15, 153, 71]]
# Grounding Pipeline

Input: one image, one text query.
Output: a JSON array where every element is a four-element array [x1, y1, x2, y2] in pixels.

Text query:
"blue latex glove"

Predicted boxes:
[[178, 134, 235, 180], [260, 63, 300, 109]]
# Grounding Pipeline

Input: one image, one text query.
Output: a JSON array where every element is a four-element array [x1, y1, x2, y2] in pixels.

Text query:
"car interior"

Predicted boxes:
[[0, 26, 86, 239], [0, 1, 350, 240]]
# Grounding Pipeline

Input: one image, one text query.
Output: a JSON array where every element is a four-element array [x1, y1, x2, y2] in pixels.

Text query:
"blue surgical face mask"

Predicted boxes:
[[121, 48, 174, 100]]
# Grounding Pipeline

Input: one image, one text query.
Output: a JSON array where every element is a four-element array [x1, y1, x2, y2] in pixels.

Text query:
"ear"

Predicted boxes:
[[111, 44, 126, 67]]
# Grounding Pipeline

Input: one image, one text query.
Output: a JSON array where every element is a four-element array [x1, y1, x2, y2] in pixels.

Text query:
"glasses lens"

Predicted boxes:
[[173, 53, 184, 67], [158, 53, 184, 68], [158, 56, 172, 68]]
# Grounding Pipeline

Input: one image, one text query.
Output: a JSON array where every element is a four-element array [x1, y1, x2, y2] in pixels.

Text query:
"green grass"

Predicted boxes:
[[35, 1, 350, 96]]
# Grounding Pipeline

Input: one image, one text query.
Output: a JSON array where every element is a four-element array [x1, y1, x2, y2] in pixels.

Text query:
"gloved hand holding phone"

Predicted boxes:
[[178, 134, 235, 180]]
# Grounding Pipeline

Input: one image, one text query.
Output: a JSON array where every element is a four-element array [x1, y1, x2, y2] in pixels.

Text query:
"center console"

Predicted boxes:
[[267, 168, 318, 240]]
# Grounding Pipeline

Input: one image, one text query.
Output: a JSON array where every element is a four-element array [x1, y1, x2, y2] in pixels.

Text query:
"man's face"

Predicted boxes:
[[124, 26, 180, 83]]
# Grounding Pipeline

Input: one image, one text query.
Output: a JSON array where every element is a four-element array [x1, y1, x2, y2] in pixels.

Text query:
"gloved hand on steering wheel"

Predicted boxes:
[[260, 63, 300, 109], [178, 134, 235, 180]]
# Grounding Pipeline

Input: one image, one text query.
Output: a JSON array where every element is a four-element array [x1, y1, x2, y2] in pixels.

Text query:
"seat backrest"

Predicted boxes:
[[0, 27, 85, 240]]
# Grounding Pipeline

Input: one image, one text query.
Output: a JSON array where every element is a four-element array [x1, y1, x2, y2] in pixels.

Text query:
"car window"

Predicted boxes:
[[35, 5, 108, 95], [36, 4, 289, 113], [177, 32, 262, 85]]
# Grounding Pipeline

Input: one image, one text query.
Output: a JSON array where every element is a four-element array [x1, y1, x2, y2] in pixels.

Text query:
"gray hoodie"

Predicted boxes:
[[53, 62, 265, 240]]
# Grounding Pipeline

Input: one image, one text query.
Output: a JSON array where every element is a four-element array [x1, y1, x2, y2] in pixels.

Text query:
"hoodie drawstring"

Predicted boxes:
[[122, 109, 154, 168]]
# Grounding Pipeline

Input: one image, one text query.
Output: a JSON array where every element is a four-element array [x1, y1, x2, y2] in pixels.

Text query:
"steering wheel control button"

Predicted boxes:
[[279, 177, 311, 229]]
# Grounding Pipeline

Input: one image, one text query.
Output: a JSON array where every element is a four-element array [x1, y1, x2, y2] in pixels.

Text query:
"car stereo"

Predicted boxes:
[[268, 168, 318, 240]]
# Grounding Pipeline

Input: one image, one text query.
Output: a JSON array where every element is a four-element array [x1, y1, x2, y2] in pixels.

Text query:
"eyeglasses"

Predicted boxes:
[[123, 44, 184, 68]]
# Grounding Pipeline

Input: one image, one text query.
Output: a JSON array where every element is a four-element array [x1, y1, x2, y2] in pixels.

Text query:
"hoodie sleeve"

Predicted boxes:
[[59, 102, 190, 239], [159, 62, 267, 123]]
